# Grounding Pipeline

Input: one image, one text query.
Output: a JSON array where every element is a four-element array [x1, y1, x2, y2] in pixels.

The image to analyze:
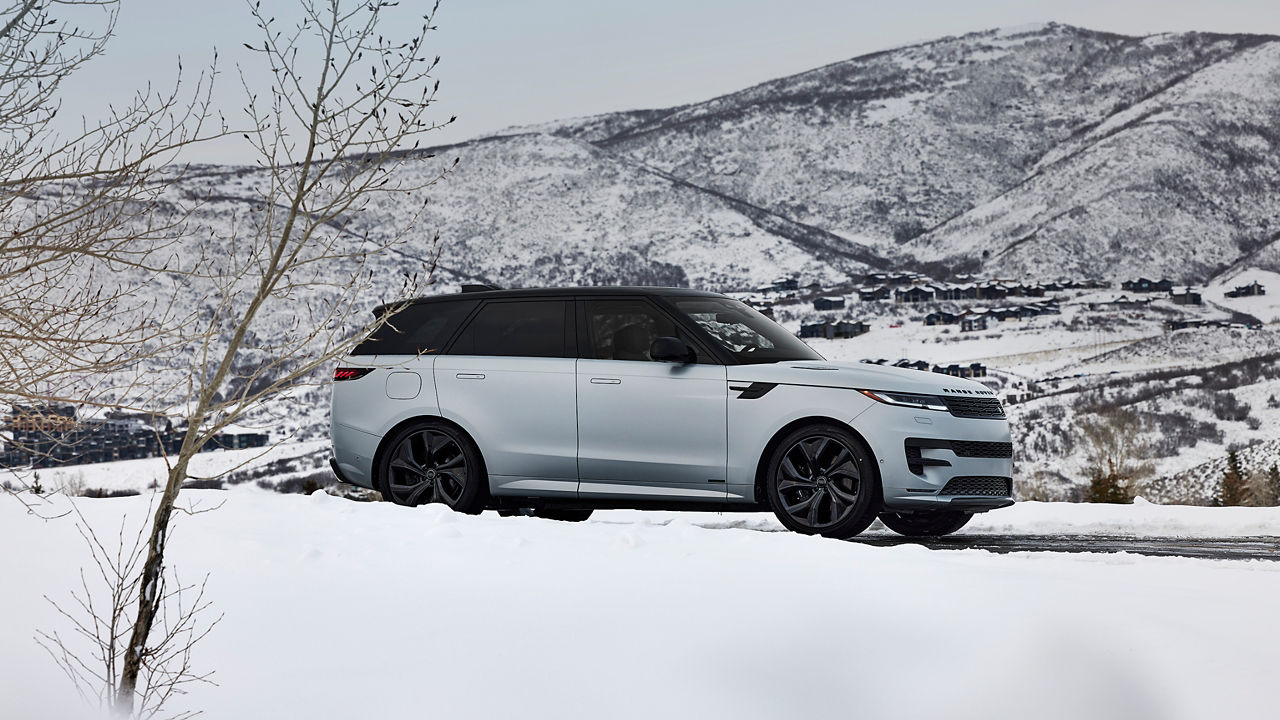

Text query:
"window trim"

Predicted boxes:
[[441, 297, 577, 359], [575, 295, 724, 365]]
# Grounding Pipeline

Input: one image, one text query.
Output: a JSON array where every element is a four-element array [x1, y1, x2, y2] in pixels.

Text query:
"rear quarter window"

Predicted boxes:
[[350, 299, 478, 356]]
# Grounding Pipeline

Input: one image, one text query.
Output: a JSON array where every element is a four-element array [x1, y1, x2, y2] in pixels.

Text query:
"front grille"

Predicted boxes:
[[941, 395, 1006, 419], [950, 440, 1013, 458], [940, 476, 1012, 496]]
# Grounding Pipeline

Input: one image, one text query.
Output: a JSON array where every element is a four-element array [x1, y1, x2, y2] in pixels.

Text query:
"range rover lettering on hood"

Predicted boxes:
[[940, 387, 996, 396]]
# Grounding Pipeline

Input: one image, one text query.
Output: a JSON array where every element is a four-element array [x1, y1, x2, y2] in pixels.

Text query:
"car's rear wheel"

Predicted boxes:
[[765, 424, 877, 539], [377, 421, 486, 514], [878, 511, 971, 536]]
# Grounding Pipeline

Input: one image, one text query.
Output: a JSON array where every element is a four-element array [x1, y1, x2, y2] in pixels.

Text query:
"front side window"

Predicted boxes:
[[584, 299, 710, 363], [449, 300, 570, 358], [670, 297, 824, 364]]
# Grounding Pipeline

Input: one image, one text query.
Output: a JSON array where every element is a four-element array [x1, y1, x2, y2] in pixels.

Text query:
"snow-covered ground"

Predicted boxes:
[[3, 440, 331, 494], [3, 491, 1278, 720]]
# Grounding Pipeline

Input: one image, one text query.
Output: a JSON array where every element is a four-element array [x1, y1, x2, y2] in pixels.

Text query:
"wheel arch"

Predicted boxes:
[[370, 414, 490, 493], [752, 416, 882, 506]]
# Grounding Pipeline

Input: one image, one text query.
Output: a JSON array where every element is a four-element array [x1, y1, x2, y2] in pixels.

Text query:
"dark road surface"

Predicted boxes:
[[850, 534, 1280, 561]]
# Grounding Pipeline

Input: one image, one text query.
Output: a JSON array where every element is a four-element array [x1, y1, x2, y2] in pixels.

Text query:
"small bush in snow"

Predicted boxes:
[[82, 488, 142, 499], [1189, 390, 1252, 423]]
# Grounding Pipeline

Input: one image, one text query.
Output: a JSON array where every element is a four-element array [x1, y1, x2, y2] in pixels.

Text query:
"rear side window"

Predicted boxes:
[[448, 300, 571, 358], [351, 300, 478, 356]]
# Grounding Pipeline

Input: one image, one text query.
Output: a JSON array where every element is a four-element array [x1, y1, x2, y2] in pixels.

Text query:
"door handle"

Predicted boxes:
[[455, 373, 485, 380], [590, 377, 621, 384]]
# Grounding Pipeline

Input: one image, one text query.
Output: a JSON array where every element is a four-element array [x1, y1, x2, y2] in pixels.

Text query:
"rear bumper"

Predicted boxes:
[[330, 422, 380, 489]]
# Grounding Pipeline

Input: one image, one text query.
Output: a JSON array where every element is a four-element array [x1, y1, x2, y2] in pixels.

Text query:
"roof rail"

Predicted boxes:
[[461, 284, 501, 293]]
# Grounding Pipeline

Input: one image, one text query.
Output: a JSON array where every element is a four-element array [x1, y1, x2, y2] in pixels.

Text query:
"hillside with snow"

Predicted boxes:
[[109, 22, 1280, 294], [12, 21, 1280, 502]]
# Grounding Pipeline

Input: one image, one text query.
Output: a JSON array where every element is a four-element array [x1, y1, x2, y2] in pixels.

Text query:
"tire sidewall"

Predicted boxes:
[[765, 424, 879, 539], [377, 420, 488, 514]]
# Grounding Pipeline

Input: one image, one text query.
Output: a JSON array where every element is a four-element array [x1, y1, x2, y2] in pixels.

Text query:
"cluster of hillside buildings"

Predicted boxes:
[[860, 358, 989, 379], [0, 404, 270, 469]]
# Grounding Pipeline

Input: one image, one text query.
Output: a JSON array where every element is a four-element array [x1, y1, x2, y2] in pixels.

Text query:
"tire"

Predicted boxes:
[[878, 511, 972, 537], [376, 421, 487, 514], [765, 423, 878, 539], [535, 508, 593, 522]]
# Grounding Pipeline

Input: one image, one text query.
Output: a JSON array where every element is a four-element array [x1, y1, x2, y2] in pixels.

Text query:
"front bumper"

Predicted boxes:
[[855, 403, 1014, 513]]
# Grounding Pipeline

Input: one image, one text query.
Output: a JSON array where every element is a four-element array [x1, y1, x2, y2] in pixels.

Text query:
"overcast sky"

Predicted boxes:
[[52, 0, 1280, 163]]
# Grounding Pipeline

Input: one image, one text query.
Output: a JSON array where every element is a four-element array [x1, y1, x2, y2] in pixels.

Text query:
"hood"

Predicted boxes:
[[727, 360, 994, 397]]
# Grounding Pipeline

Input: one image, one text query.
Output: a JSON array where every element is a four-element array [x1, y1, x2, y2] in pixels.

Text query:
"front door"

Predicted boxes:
[[575, 298, 727, 501]]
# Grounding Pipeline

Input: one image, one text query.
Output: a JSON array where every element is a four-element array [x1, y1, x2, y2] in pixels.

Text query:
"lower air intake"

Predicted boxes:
[[940, 476, 1012, 497]]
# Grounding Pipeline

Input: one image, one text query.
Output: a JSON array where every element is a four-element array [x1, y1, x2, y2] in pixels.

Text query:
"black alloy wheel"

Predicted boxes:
[[878, 511, 972, 537], [766, 424, 877, 539], [379, 422, 485, 513]]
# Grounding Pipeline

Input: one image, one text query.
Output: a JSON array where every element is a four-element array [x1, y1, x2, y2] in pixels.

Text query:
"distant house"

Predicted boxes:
[[932, 363, 988, 378], [804, 281, 824, 294], [961, 314, 988, 332], [975, 283, 1008, 301], [1225, 281, 1266, 298], [924, 311, 960, 326], [800, 319, 867, 339], [813, 296, 845, 311], [772, 277, 799, 292], [1021, 284, 1047, 298], [1169, 287, 1202, 306], [833, 320, 869, 338], [894, 286, 934, 304], [1121, 277, 1173, 293], [799, 321, 832, 339], [989, 307, 1021, 322], [858, 286, 891, 302]]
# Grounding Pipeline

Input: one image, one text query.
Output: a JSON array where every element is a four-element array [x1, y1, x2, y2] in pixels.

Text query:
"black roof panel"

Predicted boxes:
[[373, 286, 725, 316]]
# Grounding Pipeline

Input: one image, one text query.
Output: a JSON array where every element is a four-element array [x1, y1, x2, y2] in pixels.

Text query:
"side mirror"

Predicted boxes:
[[650, 336, 695, 364]]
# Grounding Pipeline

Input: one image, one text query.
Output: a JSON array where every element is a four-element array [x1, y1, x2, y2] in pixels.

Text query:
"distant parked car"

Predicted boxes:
[[330, 287, 1013, 538]]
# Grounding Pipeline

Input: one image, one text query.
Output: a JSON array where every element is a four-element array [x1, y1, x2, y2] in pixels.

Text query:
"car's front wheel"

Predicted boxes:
[[765, 424, 878, 539], [377, 421, 486, 514], [878, 511, 971, 536]]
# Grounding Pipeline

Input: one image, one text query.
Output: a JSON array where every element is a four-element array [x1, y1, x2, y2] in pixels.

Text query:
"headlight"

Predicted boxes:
[[858, 389, 949, 412]]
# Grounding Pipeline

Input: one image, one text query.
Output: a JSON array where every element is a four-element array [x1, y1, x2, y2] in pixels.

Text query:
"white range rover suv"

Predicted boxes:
[[330, 286, 1013, 539]]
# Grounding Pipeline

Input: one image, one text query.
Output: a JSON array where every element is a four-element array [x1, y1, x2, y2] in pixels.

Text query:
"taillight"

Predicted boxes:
[[333, 367, 374, 382]]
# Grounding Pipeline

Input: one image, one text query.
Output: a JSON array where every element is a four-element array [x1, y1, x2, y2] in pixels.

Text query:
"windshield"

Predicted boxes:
[[669, 297, 824, 364]]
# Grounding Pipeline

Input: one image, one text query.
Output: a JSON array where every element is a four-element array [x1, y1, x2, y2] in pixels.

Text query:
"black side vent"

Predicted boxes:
[[729, 382, 777, 400]]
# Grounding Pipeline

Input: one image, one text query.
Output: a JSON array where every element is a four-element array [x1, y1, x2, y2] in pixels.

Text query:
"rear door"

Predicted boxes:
[[575, 297, 728, 501], [435, 299, 579, 497]]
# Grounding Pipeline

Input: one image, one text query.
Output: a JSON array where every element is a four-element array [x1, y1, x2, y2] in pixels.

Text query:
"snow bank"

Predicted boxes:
[[3, 492, 1278, 720]]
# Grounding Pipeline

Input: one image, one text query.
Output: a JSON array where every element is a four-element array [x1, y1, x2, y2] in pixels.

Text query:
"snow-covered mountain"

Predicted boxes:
[[165, 22, 1280, 290]]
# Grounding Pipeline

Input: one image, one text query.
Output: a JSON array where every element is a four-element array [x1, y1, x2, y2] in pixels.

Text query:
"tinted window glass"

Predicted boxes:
[[449, 300, 570, 358], [351, 299, 478, 356], [585, 299, 710, 363], [671, 297, 823, 364]]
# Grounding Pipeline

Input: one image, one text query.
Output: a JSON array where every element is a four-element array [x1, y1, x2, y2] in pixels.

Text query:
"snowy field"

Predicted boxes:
[[3, 491, 1279, 720]]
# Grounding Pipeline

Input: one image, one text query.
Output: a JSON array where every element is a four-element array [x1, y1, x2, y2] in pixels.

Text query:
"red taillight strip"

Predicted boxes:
[[333, 367, 374, 381]]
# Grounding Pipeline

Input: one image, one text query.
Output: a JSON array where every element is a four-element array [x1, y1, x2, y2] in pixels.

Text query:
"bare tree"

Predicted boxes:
[[112, 0, 456, 713], [37, 501, 221, 720], [1, 0, 224, 483], [1077, 409, 1152, 503]]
